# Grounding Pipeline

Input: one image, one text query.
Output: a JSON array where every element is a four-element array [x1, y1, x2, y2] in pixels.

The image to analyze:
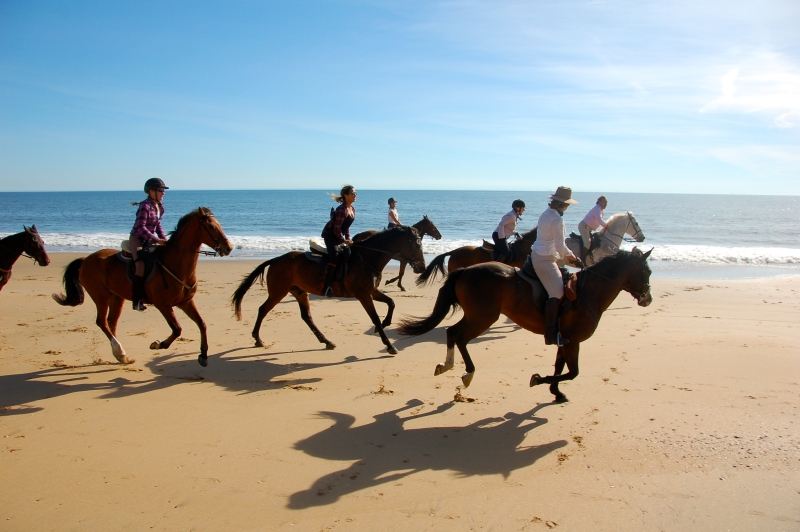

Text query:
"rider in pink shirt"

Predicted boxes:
[[578, 195, 608, 262]]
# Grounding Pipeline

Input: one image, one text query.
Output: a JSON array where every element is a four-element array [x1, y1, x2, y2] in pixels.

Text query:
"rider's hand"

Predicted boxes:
[[157, 239, 168, 246], [345, 239, 353, 245], [571, 257, 584, 269]]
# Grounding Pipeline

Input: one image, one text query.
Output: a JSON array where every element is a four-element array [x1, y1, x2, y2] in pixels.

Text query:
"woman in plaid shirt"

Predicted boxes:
[[319, 185, 357, 297], [129, 178, 169, 311]]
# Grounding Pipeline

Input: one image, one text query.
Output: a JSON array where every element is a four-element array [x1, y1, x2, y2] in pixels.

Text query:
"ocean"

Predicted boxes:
[[2, 190, 799, 279]]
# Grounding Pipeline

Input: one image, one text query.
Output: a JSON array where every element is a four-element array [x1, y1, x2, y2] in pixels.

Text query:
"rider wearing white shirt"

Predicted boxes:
[[578, 196, 608, 261], [387, 198, 401, 228], [532, 187, 582, 347], [492, 199, 525, 262]]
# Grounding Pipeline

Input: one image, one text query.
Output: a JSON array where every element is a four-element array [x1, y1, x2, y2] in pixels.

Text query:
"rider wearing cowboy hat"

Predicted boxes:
[[531, 186, 583, 346], [129, 178, 169, 311]]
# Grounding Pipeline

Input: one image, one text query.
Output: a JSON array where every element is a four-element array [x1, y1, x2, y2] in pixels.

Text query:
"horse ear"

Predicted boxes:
[[24, 225, 31, 233], [31, 224, 37, 233], [631, 246, 641, 256], [642, 248, 653, 260]]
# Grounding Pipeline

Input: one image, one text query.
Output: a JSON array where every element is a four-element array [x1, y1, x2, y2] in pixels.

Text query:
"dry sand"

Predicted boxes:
[[1, 253, 798, 531]]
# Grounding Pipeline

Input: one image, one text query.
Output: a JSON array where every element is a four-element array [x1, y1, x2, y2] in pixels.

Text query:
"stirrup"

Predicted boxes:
[[132, 300, 147, 312], [324, 286, 334, 298]]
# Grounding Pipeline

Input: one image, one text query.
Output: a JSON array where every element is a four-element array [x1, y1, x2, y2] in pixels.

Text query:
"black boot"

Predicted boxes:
[[544, 297, 567, 346], [132, 275, 147, 311], [322, 263, 337, 297]]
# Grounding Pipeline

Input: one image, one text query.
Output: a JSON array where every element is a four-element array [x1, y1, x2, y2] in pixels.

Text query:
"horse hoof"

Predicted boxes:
[[197, 355, 208, 367], [387, 345, 398, 355], [254, 339, 264, 348], [149, 341, 161, 350], [461, 372, 474, 387], [530, 373, 543, 387], [325, 342, 336, 350], [554, 394, 569, 403], [115, 355, 135, 365]]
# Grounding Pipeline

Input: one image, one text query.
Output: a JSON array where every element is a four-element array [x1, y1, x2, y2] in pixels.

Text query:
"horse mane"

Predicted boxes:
[[585, 249, 650, 279], [511, 226, 538, 250], [168, 207, 214, 242], [605, 212, 629, 225], [355, 225, 415, 247]]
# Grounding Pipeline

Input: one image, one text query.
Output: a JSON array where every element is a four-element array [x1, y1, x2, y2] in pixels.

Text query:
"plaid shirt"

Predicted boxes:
[[322, 203, 355, 243], [130, 198, 166, 241]]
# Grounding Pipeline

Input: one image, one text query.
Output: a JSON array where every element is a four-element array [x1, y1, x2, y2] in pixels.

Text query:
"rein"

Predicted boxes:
[[599, 212, 642, 248], [156, 259, 197, 291]]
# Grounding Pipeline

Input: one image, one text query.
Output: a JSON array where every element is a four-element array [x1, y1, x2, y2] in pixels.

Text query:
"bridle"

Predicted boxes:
[[170, 213, 227, 256], [580, 254, 652, 308], [599, 212, 643, 249], [351, 231, 426, 272], [0, 233, 47, 266]]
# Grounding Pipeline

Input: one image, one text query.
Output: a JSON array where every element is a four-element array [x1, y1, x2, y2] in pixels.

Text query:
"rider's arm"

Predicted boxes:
[[131, 201, 160, 241]]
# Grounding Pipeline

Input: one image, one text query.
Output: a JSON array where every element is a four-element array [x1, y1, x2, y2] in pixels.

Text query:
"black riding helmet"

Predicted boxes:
[[388, 197, 396, 205], [144, 178, 169, 193], [512, 199, 525, 209]]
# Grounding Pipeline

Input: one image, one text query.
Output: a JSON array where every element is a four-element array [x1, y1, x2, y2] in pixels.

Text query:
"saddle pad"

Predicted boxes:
[[117, 252, 158, 285], [481, 239, 494, 251], [309, 237, 328, 255], [304, 251, 324, 263]]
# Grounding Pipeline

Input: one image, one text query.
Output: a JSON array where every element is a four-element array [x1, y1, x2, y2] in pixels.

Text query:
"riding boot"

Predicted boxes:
[[544, 297, 567, 346], [322, 263, 337, 297], [132, 275, 147, 311], [581, 246, 590, 264]]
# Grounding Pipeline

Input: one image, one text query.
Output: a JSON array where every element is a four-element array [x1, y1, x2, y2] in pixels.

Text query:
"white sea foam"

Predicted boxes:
[[6, 233, 799, 268]]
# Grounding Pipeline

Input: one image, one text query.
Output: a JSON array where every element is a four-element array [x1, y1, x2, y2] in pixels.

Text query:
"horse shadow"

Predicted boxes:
[[380, 319, 522, 349], [287, 400, 566, 508], [0, 348, 392, 410]]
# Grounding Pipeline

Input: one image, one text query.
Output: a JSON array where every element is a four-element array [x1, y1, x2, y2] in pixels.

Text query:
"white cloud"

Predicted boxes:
[[701, 54, 800, 128]]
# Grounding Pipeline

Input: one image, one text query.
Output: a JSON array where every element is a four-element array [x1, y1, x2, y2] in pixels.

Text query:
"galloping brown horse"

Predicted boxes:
[[415, 227, 537, 287], [53, 208, 232, 367], [232, 226, 426, 355], [0, 225, 50, 291], [399, 248, 653, 403], [353, 215, 442, 291]]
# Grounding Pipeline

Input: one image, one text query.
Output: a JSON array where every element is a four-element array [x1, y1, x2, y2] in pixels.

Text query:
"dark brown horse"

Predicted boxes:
[[0, 225, 50, 291], [53, 208, 232, 367], [399, 248, 653, 403], [415, 227, 537, 287], [353, 215, 442, 291], [232, 226, 426, 355]]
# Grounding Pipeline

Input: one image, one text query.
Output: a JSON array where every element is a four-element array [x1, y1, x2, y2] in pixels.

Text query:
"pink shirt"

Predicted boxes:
[[581, 204, 607, 230]]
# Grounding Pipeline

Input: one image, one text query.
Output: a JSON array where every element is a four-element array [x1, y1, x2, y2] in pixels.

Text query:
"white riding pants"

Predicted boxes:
[[532, 252, 563, 299]]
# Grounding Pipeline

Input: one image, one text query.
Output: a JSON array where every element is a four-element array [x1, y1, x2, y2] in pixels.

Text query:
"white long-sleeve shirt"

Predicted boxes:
[[494, 210, 519, 239], [581, 204, 607, 230], [532, 208, 575, 260], [388, 208, 400, 226]]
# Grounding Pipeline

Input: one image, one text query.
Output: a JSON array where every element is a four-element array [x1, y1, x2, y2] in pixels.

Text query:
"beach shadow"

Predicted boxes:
[[383, 320, 522, 349], [287, 400, 566, 508], [0, 348, 390, 409]]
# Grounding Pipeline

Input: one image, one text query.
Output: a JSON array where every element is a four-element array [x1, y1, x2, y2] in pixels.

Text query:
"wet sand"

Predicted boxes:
[[1, 254, 798, 531]]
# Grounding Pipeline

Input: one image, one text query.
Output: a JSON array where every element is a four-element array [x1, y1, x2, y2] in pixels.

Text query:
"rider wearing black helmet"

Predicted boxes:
[[129, 178, 169, 311], [387, 197, 400, 229], [491, 199, 526, 263]]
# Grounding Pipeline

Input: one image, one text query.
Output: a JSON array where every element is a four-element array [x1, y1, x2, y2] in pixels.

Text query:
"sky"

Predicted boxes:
[[1, 0, 798, 193]]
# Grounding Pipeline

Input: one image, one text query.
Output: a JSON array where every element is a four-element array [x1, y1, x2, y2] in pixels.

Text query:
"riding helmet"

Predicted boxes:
[[388, 197, 397, 205], [144, 178, 169, 193], [512, 199, 525, 209]]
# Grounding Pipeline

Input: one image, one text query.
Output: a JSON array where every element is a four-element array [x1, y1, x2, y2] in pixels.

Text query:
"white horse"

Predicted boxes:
[[560, 211, 645, 267]]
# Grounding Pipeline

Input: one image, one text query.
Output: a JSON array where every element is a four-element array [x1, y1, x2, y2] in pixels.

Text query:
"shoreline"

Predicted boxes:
[[1, 254, 798, 530]]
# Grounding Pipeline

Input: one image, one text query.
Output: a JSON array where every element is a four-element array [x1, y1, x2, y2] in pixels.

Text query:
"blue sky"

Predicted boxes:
[[1, 1, 798, 193]]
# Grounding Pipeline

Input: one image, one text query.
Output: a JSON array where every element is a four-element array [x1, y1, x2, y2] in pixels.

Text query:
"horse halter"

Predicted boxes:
[[601, 212, 643, 247], [628, 258, 652, 305], [198, 214, 228, 256]]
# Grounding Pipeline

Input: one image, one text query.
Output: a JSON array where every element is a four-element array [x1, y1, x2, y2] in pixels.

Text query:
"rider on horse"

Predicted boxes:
[[492, 199, 525, 263], [532, 187, 583, 346], [578, 195, 608, 263], [319, 185, 357, 297], [129, 178, 169, 311], [387, 197, 401, 229]]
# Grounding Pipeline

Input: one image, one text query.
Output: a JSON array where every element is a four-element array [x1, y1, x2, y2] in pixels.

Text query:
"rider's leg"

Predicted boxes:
[[129, 236, 147, 311], [322, 237, 339, 297], [491, 232, 509, 262], [532, 252, 566, 346], [578, 221, 591, 262]]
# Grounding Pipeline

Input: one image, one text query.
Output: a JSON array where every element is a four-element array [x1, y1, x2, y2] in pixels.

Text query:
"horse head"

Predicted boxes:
[[626, 212, 645, 242], [420, 215, 442, 240], [196, 208, 233, 257], [628, 247, 653, 306], [23, 225, 50, 266], [398, 227, 427, 274]]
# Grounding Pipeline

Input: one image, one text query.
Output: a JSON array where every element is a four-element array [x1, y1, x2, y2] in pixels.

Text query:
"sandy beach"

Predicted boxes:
[[1, 253, 798, 531]]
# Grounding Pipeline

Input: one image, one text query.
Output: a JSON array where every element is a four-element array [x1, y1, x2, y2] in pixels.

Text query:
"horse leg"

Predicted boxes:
[[291, 288, 335, 350], [356, 294, 397, 355], [370, 289, 395, 330], [530, 342, 580, 403], [149, 303, 182, 351], [396, 261, 407, 291], [106, 293, 124, 337], [251, 292, 285, 348], [384, 262, 400, 287], [444, 312, 496, 388], [93, 294, 134, 365], [176, 299, 210, 367]]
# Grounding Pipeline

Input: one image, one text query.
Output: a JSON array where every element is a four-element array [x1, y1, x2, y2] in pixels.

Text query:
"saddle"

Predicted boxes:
[[482, 239, 518, 265], [516, 255, 578, 314], [570, 231, 601, 256], [117, 241, 158, 287], [306, 237, 351, 290]]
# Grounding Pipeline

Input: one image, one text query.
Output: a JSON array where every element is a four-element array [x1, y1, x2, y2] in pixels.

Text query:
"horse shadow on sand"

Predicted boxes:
[[288, 400, 567, 508], [0, 347, 391, 412]]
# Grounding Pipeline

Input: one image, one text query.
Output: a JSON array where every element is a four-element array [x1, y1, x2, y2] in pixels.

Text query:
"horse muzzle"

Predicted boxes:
[[637, 291, 652, 307], [37, 253, 51, 266], [216, 240, 233, 257], [410, 259, 426, 274]]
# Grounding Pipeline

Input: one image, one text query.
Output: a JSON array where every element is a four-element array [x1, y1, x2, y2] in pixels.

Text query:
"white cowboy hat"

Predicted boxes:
[[549, 186, 578, 204]]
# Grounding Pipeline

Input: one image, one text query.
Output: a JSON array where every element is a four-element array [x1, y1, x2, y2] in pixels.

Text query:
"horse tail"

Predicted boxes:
[[415, 251, 451, 287], [52, 258, 85, 306], [399, 269, 464, 336], [231, 258, 274, 320]]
